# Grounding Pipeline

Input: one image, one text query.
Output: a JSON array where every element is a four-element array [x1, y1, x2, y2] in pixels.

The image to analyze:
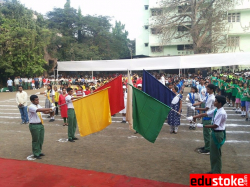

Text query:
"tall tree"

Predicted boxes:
[[0, 0, 51, 81], [152, 0, 235, 54], [112, 21, 130, 58]]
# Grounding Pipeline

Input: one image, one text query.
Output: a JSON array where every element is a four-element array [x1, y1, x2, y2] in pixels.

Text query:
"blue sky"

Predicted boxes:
[[19, 0, 142, 39]]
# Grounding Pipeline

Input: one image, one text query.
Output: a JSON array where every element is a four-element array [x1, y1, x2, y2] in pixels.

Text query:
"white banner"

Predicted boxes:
[[57, 52, 250, 72]]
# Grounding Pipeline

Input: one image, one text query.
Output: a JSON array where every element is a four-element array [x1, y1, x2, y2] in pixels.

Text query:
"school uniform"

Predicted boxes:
[[65, 95, 77, 141], [54, 91, 60, 115], [186, 93, 200, 117], [119, 91, 127, 114], [202, 94, 215, 152], [28, 104, 44, 157], [45, 89, 55, 108], [207, 107, 227, 173]]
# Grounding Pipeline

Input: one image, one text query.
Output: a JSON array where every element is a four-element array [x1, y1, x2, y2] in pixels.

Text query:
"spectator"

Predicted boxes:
[[16, 86, 29, 124], [7, 78, 13, 92]]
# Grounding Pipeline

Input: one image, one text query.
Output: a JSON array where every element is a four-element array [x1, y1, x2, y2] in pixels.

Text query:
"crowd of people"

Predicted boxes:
[[11, 68, 250, 173], [13, 69, 250, 126]]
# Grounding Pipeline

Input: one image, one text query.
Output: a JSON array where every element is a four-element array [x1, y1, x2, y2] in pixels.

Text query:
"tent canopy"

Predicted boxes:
[[57, 52, 250, 72]]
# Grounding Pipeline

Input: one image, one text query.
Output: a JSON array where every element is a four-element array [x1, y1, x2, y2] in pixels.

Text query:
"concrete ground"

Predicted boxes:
[[0, 87, 249, 185]]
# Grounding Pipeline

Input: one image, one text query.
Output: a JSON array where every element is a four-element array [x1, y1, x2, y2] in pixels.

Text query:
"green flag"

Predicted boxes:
[[132, 86, 171, 143]]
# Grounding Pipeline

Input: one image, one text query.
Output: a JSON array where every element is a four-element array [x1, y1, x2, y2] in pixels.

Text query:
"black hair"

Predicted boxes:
[[191, 86, 198, 93], [174, 86, 179, 92], [91, 87, 96, 91], [215, 95, 226, 106], [67, 88, 73, 93], [18, 85, 23, 88], [30, 95, 38, 102], [207, 84, 215, 92]]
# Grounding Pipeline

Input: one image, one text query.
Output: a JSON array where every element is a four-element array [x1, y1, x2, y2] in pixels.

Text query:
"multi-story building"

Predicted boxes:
[[136, 0, 250, 70]]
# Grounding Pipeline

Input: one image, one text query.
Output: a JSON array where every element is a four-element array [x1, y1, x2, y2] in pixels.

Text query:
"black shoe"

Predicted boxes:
[[34, 155, 42, 159], [189, 126, 192, 130], [39, 153, 45, 156], [73, 137, 78, 140], [192, 126, 196, 130], [121, 121, 126, 123], [199, 149, 210, 155], [68, 139, 75, 142], [206, 171, 213, 174], [134, 131, 138, 134], [49, 119, 55, 122], [47, 116, 50, 118], [246, 118, 248, 121], [198, 147, 205, 150]]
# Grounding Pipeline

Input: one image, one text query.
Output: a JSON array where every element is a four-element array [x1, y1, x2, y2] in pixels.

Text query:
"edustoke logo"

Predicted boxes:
[[190, 174, 249, 186]]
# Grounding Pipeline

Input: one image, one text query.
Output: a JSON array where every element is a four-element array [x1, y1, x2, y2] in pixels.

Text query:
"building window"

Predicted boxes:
[[151, 9, 162, 16], [144, 5, 149, 10], [151, 28, 162, 34], [228, 13, 240, 22], [144, 25, 148, 29], [228, 36, 240, 47], [178, 6, 191, 13], [151, 46, 163, 53], [145, 43, 149, 47], [178, 25, 191, 32], [177, 44, 193, 50]]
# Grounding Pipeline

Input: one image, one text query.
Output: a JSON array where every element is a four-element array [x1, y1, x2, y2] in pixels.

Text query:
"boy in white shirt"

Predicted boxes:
[[191, 84, 216, 154], [188, 95, 227, 174], [65, 88, 83, 142], [28, 95, 53, 159]]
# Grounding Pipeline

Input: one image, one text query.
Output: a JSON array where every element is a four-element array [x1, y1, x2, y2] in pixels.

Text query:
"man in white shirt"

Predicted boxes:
[[65, 88, 83, 142], [188, 95, 227, 174], [7, 78, 13, 92], [28, 95, 53, 159], [16, 86, 29, 124], [191, 84, 216, 154]]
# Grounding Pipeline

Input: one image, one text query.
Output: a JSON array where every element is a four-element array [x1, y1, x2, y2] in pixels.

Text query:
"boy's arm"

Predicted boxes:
[[36, 108, 52, 114], [192, 101, 203, 106]]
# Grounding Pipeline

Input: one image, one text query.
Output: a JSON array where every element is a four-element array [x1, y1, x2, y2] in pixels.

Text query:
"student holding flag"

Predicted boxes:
[[65, 88, 84, 142], [28, 95, 54, 159], [191, 84, 216, 154], [187, 95, 227, 174]]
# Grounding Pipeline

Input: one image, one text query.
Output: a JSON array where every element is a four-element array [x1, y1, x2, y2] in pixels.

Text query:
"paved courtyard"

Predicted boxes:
[[0, 88, 249, 185]]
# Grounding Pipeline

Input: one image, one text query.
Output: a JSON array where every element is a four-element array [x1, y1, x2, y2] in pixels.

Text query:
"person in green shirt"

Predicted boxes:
[[224, 79, 232, 107], [247, 76, 250, 87], [211, 73, 218, 86], [240, 83, 248, 117], [218, 76, 225, 96], [246, 84, 250, 121], [231, 79, 238, 110], [236, 81, 243, 114]]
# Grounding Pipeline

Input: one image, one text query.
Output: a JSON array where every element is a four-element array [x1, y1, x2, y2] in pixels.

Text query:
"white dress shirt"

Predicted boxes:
[[28, 104, 43, 123], [7, 80, 13, 86], [205, 94, 215, 112], [65, 95, 74, 109], [16, 91, 28, 106], [207, 107, 227, 130]]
